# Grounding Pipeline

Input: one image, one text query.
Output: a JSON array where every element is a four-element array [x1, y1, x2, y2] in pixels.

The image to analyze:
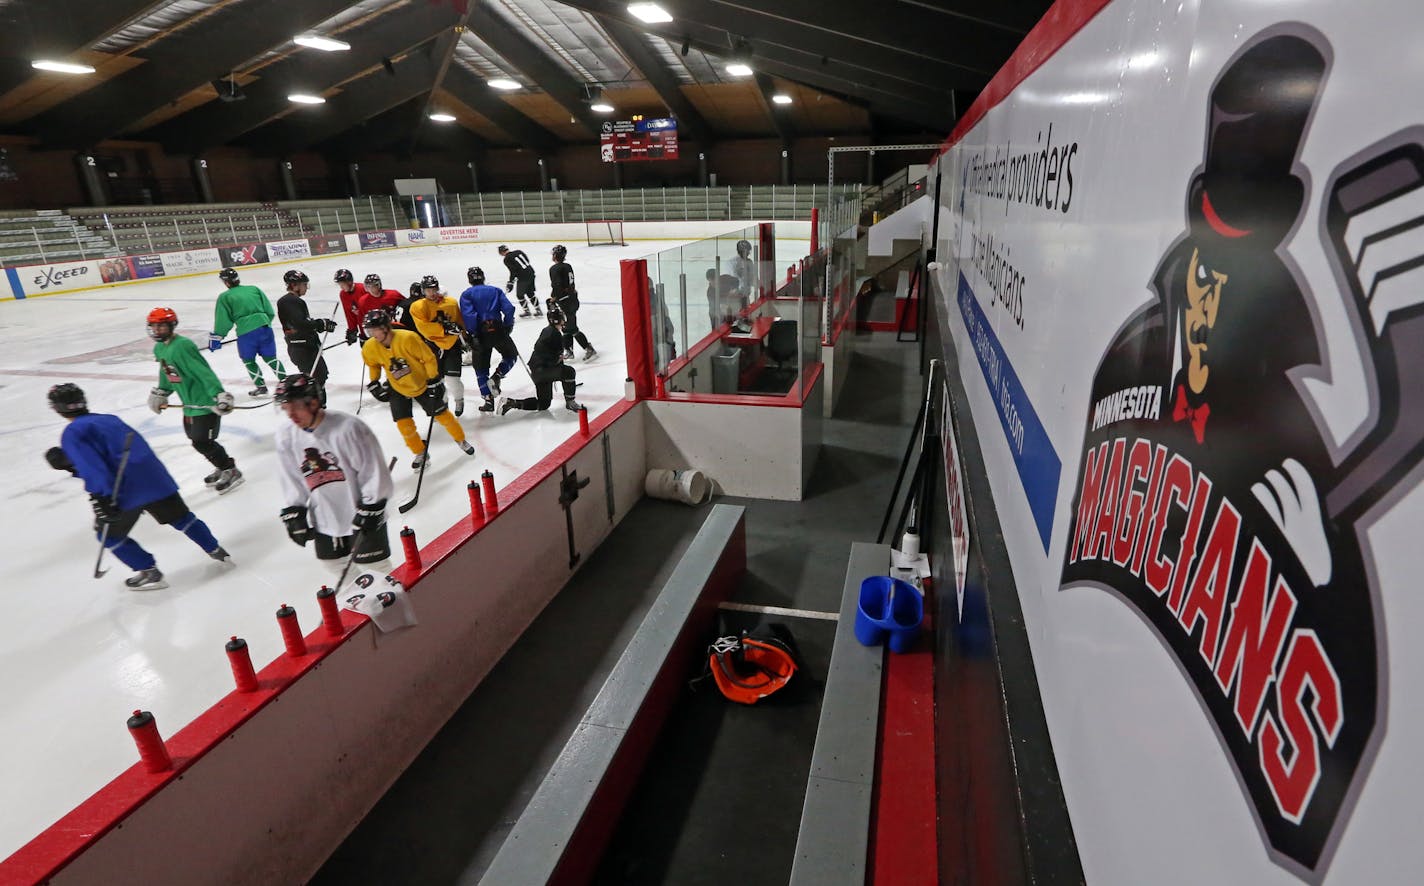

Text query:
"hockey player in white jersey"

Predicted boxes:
[[274, 373, 394, 564]]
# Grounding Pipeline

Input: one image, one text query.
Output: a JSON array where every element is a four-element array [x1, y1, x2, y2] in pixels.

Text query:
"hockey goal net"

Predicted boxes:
[[585, 219, 627, 247]]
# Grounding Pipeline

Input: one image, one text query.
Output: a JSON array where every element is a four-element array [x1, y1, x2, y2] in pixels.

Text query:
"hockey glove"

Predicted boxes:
[[91, 494, 121, 525], [45, 446, 76, 474], [505, 280, 514, 292], [367, 380, 391, 402], [323, 318, 339, 334], [208, 333, 223, 352], [353, 499, 386, 533], [212, 391, 235, 415], [440, 318, 464, 336], [148, 387, 171, 414], [426, 378, 447, 402], [280, 506, 312, 547], [346, 328, 359, 346]]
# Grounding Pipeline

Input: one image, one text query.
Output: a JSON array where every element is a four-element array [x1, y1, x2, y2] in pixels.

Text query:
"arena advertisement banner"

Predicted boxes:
[[397, 228, 438, 247], [160, 248, 222, 277], [931, 2, 1424, 883], [219, 243, 269, 267], [358, 230, 396, 250], [97, 254, 166, 284], [266, 238, 311, 262], [21, 258, 96, 295], [438, 225, 480, 243], [307, 235, 347, 256]]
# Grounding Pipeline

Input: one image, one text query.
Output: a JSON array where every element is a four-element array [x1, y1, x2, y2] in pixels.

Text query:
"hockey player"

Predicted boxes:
[[706, 267, 745, 329], [458, 266, 519, 413], [359, 273, 405, 322], [276, 269, 336, 402], [360, 308, 475, 468], [147, 306, 243, 493], [210, 267, 285, 396], [273, 374, 394, 564], [500, 298, 583, 417], [549, 244, 597, 362], [498, 244, 541, 317], [335, 269, 370, 345], [409, 274, 470, 415], [47, 383, 230, 591]]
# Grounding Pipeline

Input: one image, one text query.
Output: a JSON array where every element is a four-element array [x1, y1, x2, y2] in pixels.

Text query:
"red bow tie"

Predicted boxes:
[[1172, 384, 1210, 443]]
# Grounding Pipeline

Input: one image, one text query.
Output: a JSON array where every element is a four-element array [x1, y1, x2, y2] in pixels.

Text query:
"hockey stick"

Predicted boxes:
[[398, 412, 439, 514], [93, 431, 136, 579], [334, 455, 400, 589]]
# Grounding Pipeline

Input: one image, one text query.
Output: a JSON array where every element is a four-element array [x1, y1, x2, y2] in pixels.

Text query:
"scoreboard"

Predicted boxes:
[[599, 116, 679, 162]]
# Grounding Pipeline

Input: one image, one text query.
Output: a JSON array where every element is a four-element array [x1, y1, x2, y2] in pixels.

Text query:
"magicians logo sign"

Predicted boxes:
[[1059, 28, 1424, 876]]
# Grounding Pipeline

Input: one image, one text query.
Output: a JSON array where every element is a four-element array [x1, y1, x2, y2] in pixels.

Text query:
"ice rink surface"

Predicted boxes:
[[0, 238, 680, 859]]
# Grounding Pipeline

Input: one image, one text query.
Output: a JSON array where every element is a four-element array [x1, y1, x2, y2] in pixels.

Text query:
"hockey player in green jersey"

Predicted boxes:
[[147, 306, 243, 493], [209, 266, 285, 396]]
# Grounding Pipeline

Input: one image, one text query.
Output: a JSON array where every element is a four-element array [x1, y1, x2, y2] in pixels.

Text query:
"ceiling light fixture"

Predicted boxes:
[[772, 93, 792, 105], [287, 93, 326, 104], [591, 100, 615, 113], [294, 34, 350, 52], [627, 3, 674, 23], [488, 78, 520, 90], [726, 62, 753, 77], [31, 59, 96, 75], [587, 85, 615, 114], [429, 112, 457, 122]]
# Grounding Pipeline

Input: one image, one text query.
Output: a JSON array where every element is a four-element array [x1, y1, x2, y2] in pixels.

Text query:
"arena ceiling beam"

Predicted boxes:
[[465, 0, 602, 136], [439, 65, 562, 152], [0, 0, 167, 100], [597, 16, 712, 145]]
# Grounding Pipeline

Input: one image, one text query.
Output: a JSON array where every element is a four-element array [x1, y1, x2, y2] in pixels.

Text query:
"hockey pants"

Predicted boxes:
[[183, 413, 234, 470]]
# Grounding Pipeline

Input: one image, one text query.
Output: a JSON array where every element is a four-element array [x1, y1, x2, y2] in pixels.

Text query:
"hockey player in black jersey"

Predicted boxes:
[[500, 299, 583, 416], [498, 244, 541, 317], [549, 244, 597, 362], [276, 269, 336, 403]]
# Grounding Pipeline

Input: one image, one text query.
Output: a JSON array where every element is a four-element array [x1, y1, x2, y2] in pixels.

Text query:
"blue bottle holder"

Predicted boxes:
[[855, 575, 923, 652]]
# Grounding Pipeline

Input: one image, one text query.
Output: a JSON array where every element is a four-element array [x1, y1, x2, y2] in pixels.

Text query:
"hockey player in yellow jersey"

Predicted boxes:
[[408, 275, 469, 415], [359, 309, 474, 469]]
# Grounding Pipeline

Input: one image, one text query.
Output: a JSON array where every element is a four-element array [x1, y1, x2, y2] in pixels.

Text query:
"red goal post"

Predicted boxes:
[[585, 219, 627, 247]]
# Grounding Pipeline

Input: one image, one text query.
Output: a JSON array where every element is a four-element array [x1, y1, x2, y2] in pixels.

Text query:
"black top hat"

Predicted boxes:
[[1187, 33, 1327, 251]]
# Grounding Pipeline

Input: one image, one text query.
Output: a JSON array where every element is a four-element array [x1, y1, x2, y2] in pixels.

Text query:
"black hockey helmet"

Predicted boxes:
[[283, 269, 310, 287], [364, 273, 383, 290], [421, 274, 440, 291], [497, 245, 509, 254], [47, 382, 88, 417], [736, 239, 752, 257], [219, 267, 240, 285], [551, 244, 567, 261], [334, 268, 354, 283], [361, 308, 393, 330], [466, 266, 485, 285], [545, 297, 565, 324], [274, 373, 323, 405], [409, 281, 423, 299]]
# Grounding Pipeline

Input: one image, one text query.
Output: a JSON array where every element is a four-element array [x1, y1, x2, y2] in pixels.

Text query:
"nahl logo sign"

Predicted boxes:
[[1059, 29, 1420, 876]]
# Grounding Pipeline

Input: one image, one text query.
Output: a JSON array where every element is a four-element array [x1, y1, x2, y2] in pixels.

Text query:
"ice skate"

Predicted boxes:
[[458, 440, 476, 456], [499, 397, 518, 416], [564, 397, 584, 413], [519, 305, 532, 318], [562, 348, 574, 361], [478, 395, 496, 413], [533, 304, 543, 316], [249, 384, 268, 398], [214, 467, 243, 494], [582, 347, 598, 363], [489, 373, 503, 396], [412, 451, 429, 470], [454, 398, 465, 417], [125, 568, 168, 591], [203, 469, 222, 487], [208, 546, 234, 564]]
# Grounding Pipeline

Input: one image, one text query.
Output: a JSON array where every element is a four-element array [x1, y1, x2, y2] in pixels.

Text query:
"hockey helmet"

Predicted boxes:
[[147, 306, 178, 340], [497, 244, 509, 255], [364, 273, 383, 290], [409, 281, 423, 299], [47, 383, 88, 417], [283, 269, 310, 287], [466, 266, 485, 285], [219, 267, 240, 285], [545, 297, 565, 324], [361, 308, 393, 330], [736, 239, 752, 257], [334, 268, 354, 283], [704, 627, 800, 705], [421, 274, 440, 291], [551, 244, 567, 262], [274, 373, 323, 405]]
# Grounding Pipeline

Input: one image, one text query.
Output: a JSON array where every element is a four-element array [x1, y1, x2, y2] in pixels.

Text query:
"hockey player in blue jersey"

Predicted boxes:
[[457, 267, 520, 413], [47, 383, 231, 590]]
